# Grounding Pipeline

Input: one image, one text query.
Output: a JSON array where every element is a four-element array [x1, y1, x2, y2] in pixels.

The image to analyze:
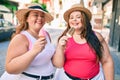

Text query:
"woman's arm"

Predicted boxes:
[[96, 32, 114, 80], [52, 36, 68, 68], [5, 34, 46, 74], [52, 44, 65, 68]]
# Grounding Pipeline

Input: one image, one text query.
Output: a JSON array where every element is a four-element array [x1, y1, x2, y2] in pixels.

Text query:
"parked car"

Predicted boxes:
[[0, 19, 15, 41]]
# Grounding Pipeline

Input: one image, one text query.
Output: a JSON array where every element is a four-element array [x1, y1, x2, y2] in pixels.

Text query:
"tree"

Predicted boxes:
[[32, 0, 39, 3]]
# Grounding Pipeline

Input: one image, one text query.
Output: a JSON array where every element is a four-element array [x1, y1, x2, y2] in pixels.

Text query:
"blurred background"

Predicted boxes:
[[0, 0, 120, 80], [0, 0, 114, 44]]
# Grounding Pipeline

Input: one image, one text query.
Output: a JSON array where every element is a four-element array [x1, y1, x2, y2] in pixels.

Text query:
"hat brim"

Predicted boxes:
[[64, 7, 92, 22], [16, 9, 53, 24]]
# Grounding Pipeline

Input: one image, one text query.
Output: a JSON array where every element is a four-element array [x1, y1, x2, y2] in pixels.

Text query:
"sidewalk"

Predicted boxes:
[[109, 46, 120, 80]]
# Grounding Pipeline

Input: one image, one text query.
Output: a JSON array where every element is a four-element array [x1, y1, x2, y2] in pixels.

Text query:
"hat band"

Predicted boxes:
[[28, 6, 48, 12]]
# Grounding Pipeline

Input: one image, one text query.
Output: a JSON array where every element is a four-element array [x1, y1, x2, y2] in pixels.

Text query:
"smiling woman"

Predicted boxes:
[[0, 3, 56, 80], [52, 2, 114, 80]]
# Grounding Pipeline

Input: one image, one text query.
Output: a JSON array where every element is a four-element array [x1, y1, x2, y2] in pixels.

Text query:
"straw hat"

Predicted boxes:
[[64, 3, 92, 22], [16, 3, 53, 24]]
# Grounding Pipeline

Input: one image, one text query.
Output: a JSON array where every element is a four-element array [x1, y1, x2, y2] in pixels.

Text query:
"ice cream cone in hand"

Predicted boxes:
[[66, 27, 75, 37]]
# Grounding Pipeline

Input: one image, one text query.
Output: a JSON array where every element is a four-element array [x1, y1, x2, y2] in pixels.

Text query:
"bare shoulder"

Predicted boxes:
[[10, 34, 29, 47], [6, 34, 29, 59], [94, 31, 104, 43]]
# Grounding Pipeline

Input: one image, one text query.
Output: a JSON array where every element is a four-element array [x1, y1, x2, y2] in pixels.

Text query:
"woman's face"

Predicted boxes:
[[69, 11, 83, 30], [26, 10, 45, 32]]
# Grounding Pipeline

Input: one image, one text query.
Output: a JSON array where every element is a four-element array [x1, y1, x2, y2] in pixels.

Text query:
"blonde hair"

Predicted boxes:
[[11, 12, 30, 38]]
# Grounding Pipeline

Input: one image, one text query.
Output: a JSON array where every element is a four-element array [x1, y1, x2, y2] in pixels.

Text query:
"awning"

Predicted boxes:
[[0, 5, 11, 13]]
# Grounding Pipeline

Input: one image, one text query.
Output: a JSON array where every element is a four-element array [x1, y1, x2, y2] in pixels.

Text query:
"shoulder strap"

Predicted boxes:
[[21, 32, 32, 50], [45, 31, 51, 42]]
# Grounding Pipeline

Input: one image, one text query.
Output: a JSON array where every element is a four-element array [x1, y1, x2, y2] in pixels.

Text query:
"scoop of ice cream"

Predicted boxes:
[[39, 28, 46, 38], [66, 27, 75, 37]]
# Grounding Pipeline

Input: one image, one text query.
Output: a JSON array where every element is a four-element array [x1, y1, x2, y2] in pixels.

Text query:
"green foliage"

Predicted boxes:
[[0, 0, 10, 5], [32, 0, 39, 3], [41, 3, 48, 12], [41, 4, 46, 10], [31, 0, 48, 12]]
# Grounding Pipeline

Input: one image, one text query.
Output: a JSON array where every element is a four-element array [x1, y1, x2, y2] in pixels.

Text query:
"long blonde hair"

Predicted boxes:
[[11, 12, 30, 38]]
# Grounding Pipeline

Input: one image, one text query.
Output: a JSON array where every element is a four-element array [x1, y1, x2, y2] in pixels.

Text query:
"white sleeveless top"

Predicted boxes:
[[21, 31, 56, 76]]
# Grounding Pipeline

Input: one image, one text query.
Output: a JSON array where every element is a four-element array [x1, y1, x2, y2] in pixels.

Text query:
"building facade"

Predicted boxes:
[[109, 0, 120, 52]]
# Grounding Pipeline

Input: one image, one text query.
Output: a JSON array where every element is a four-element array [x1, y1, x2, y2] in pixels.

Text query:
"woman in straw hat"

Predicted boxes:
[[1, 3, 56, 80], [53, 3, 114, 80]]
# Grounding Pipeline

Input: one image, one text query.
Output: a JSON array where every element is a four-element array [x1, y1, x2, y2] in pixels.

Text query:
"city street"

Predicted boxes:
[[0, 0, 120, 79], [0, 27, 120, 80]]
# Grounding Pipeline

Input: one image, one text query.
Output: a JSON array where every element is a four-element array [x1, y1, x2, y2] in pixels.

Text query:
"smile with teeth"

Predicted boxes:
[[36, 21, 42, 24], [72, 23, 79, 26]]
